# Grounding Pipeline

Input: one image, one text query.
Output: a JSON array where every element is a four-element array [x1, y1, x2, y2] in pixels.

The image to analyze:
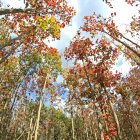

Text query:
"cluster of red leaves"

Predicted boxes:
[[81, 12, 120, 39], [101, 113, 118, 139]]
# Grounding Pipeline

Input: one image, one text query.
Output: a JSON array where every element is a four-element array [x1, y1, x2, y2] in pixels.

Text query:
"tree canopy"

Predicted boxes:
[[0, 0, 139, 139]]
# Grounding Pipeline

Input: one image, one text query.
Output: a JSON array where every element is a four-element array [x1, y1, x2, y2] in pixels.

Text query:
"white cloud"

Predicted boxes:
[[111, 56, 132, 75], [104, 0, 139, 75], [53, 96, 66, 110], [2, 0, 137, 79], [106, 0, 139, 29], [1, 0, 24, 8], [68, 0, 79, 11]]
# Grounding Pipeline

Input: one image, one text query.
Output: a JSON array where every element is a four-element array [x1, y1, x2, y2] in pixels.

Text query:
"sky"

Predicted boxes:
[[48, 0, 139, 82], [48, 0, 139, 107], [1, 0, 139, 74], [1, 0, 139, 108]]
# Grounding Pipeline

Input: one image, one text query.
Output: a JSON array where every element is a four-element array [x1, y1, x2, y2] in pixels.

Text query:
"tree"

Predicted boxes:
[[0, 0, 75, 64], [63, 3, 140, 137], [64, 33, 124, 139], [0, 44, 63, 139], [81, 13, 140, 65], [19, 47, 62, 140]]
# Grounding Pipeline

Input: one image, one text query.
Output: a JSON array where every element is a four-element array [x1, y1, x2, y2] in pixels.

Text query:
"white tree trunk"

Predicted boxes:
[[34, 76, 48, 140]]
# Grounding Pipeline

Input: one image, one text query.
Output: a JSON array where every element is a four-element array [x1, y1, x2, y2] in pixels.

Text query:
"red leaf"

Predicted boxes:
[[111, 131, 117, 136]]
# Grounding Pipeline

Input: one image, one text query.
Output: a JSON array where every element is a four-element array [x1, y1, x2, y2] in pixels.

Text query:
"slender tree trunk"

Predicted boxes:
[[34, 95, 43, 139], [31, 120, 37, 140], [17, 128, 29, 140], [91, 122, 98, 140], [108, 99, 122, 140], [70, 93, 75, 140], [94, 132, 98, 140], [95, 104, 104, 140], [86, 127, 89, 140], [71, 117, 75, 140], [34, 76, 48, 140], [27, 112, 33, 140]]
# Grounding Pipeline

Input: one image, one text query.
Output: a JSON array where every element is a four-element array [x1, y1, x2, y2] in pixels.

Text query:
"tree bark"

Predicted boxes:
[[95, 104, 104, 140], [72, 117, 75, 140], [34, 75, 48, 140], [27, 112, 33, 140], [108, 99, 122, 140], [0, 8, 60, 15], [69, 93, 75, 140], [104, 24, 140, 49]]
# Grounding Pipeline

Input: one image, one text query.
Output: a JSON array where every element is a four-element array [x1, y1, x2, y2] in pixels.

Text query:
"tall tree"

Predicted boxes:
[[64, 33, 123, 139], [81, 13, 140, 61], [0, 0, 75, 64]]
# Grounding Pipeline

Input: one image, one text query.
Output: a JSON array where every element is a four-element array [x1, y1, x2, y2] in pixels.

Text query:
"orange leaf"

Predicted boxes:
[[60, 23, 65, 28]]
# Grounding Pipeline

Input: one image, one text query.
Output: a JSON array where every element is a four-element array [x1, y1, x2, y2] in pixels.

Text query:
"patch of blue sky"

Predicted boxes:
[[56, 75, 64, 83], [116, 59, 123, 67], [10, 33, 18, 39], [54, 82, 68, 99], [44, 97, 51, 107], [116, 55, 123, 67]]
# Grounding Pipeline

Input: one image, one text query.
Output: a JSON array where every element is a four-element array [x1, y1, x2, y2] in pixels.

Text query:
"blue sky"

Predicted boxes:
[[117, 58, 123, 67], [1, 0, 139, 107], [1, 0, 139, 74]]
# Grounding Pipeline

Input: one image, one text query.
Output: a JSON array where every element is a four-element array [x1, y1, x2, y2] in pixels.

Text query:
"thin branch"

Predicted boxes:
[[104, 24, 140, 49], [0, 41, 23, 64], [0, 8, 61, 15], [123, 50, 140, 66], [114, 44, 140, 66], [119, 32, 140, 49], [82, 60, 95, 100], [0, 27, 35, 51], [16, 128, 29, 140], [102, 29, 140, 58]]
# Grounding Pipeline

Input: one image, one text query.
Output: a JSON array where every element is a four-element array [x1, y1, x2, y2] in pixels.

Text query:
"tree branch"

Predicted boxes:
[[0, 26, 36, 51], [0, 8, 61, 15], [102, 29, 140, 58]]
